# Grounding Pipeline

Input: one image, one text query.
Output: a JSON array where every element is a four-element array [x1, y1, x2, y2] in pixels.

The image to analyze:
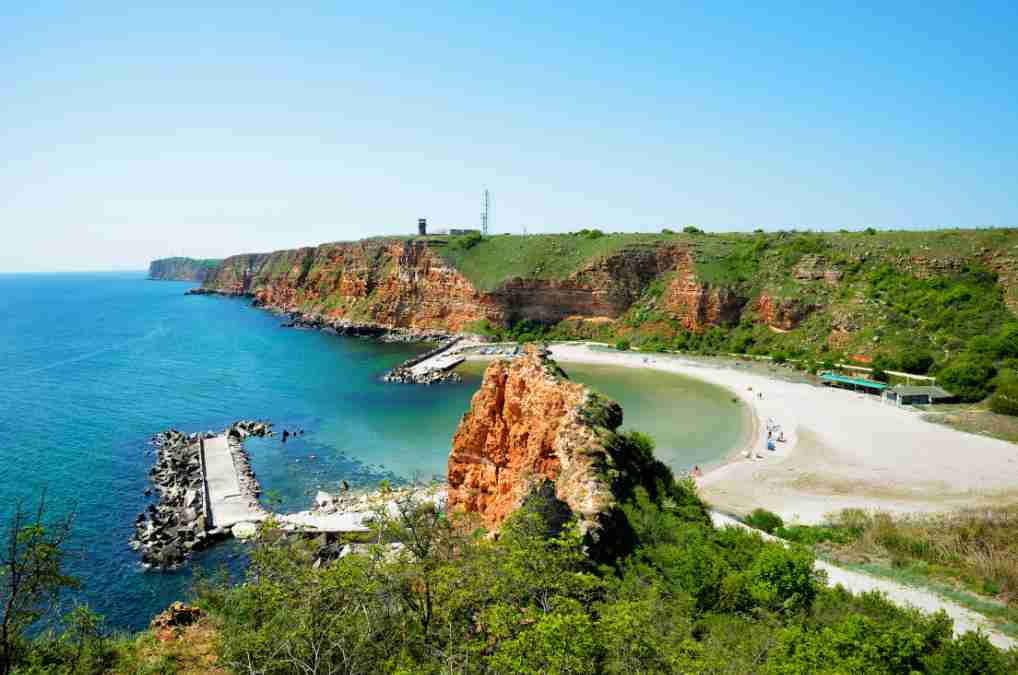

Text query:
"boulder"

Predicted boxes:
[[232, 522, 258, 539]]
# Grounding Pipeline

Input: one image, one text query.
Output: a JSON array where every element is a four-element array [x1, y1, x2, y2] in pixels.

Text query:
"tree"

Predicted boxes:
[[938, 356, 997, 402], [989, 375, 1018, 416], [0, 494, 78, 675], [683, 225, 704, 235]]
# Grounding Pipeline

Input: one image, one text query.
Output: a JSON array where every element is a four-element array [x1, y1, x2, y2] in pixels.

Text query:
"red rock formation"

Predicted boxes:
[[446, 346, 622, 535], [659, 248, 746, 331], [753, 294, 816, 331], [202, 240, 688, 333]]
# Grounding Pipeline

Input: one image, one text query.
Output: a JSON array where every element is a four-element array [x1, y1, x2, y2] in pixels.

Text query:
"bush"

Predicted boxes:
[[899, 351, 935, 375], [683, 225, 704, 235], [938, 356, 997, 402], [576, 228, 604, 239], [745, 508, 784, 534], [747, 545, 819, 613], [864, 227, 877, 235], [450, 232, 484, 250], [661, 228, 676, 235], [615, 339, 631, 351], [989, 376, 1018, 416]]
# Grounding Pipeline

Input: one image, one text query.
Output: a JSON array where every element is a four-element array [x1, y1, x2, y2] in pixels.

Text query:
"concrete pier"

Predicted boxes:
[[200, 435, 267, 529]]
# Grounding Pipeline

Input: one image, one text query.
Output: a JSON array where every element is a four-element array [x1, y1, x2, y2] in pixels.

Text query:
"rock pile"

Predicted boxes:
[[131, 420, 272, 570], [150, 602, 202, 631], [226, 420, 270, 501], [278, 312, 453, 344], [130, 429, 211, 569], [382, 367, 463, 384]]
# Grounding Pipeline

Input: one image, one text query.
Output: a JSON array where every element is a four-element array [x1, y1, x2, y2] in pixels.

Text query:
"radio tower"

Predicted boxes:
[[481, 189, 490, 235]]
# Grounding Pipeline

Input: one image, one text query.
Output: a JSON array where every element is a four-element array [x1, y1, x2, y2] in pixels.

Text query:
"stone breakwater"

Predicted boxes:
[[382, 337, 465, 384], [130, 420, 271, 570]]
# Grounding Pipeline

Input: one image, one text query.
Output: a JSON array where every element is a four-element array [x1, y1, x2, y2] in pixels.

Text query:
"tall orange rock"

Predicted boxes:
[[446, 345, 644, 541]]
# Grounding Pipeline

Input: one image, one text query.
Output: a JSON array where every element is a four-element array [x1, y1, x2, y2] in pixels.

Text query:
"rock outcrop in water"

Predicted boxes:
[[446, 345, 673, 551]]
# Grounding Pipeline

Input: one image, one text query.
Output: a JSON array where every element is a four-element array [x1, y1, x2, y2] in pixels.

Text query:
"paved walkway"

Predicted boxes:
[[710, 511, 1016, 650], [201, 435, 266, 529]]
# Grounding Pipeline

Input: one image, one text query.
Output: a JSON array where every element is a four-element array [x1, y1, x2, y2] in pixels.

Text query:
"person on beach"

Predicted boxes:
[[691, 465, 702, 478]]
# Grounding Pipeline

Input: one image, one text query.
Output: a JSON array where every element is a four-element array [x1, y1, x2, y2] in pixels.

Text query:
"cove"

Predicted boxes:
[[0, 272, 744, 631]]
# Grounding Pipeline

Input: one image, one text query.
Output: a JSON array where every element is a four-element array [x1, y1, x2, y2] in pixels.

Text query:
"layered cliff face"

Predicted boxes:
[[199, 239, 685, 332], [148, 257, 221, 281], [446, 346, 667, 545], [658, 247, 747, 330], [190, 229, 1018, 360], [203, 240, 502, 331]]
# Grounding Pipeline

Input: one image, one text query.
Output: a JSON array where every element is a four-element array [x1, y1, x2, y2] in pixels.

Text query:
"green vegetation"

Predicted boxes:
[[745, 508, 784, 534], [444, 228, 1018, 408], [434, 232, 676, 292], [8, 466, 1018, 672], [779, 507, 1018, 609]]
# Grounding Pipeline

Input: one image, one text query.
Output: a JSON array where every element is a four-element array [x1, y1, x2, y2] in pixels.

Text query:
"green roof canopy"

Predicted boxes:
[[819, 371, 888, 391]]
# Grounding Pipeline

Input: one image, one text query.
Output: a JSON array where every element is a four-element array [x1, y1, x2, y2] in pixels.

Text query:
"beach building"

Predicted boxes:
[[819, 370, 888, 395], [883, 385, 954, 407]]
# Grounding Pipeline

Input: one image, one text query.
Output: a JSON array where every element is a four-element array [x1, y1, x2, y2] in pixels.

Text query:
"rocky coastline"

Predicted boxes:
[[186, 287, 457, 344], [131, 420, 271, 570]]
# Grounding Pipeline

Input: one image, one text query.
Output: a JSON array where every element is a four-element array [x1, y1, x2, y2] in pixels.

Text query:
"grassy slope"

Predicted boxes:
[[434, 232, 675, 291]]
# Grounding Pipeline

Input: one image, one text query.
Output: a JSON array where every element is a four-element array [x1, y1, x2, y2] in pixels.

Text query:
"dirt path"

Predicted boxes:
[[710, 511, 1016, 650]]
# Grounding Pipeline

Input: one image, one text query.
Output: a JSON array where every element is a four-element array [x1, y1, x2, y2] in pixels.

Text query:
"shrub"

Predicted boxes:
[[899, 351, 935, 375], [745, 508, 784, 534], [576, 228, 604, 239], [450, 232, 484, 250], [661, 228, 676, 235], [989, 376, 1018, 416], [938, 356, 997, 402], [683, 225, 704, 235], [615, 339, 631, 351], [864, 227, 877, 235], [747, 545, 819, 613]]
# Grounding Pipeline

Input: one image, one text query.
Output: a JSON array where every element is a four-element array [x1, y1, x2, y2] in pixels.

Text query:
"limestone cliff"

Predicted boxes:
[[446, 346, 673, 549], [148, 257, 221, 281]]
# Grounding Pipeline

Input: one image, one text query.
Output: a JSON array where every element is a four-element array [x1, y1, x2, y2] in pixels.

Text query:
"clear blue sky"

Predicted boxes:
[[2, 2, 1016, 271]]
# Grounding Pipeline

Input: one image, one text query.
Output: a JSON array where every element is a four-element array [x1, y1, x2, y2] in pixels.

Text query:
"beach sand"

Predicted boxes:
[[547, 343, 1018, 524]]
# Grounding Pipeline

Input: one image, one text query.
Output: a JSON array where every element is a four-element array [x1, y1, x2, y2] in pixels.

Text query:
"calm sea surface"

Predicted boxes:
[[0, 272, 744, 630]]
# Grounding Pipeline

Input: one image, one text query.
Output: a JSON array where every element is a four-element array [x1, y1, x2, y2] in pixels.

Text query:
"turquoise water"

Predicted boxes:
[[0, 273, 743, 630]]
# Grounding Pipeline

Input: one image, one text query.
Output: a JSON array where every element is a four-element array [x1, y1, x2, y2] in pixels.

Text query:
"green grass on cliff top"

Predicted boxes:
[[432, 232, 670, 291], [433, 228, 1018, 293]]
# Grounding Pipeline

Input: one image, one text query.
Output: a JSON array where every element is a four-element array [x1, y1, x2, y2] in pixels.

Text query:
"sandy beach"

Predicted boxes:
[[545, 343, 1018, 524]]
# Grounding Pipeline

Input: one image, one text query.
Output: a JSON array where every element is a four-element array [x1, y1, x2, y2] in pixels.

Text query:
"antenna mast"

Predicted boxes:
[[481, 189, 490, 236]]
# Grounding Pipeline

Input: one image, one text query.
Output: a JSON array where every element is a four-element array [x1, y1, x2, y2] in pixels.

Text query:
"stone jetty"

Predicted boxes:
[[130, 420, 271, 569], [383, 337, 465, 384]]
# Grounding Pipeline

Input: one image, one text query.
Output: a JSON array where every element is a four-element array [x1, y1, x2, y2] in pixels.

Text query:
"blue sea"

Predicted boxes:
[[0, 272, 743, 630]]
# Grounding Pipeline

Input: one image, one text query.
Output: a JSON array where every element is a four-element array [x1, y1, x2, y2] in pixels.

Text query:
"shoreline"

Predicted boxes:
[[545, 343, 785, 472], [544, 343, 1018, 524]]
